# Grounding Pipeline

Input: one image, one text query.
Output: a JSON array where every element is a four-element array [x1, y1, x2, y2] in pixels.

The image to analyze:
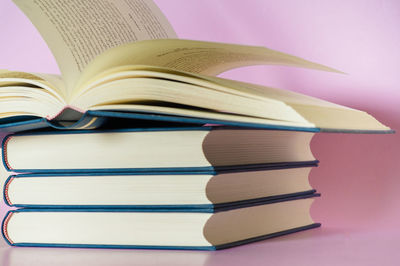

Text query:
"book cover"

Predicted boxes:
[[2, 126, 319, 173], [2, 193, 320, 250], [3, 170, 318, 209]]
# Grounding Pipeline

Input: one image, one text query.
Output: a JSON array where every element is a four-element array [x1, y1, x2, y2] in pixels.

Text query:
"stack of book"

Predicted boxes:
[[2, 127, 322, 250], [0, 0, 391, 250]]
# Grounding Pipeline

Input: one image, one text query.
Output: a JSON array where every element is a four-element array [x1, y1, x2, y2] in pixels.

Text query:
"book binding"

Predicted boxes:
[[1, 193, 320, 250]]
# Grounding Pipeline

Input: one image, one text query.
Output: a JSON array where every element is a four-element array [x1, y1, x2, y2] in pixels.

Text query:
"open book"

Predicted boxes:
[[0, 0, 391, 133]]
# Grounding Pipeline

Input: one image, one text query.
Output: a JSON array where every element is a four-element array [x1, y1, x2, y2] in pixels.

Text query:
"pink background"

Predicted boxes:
[[1, 0, 400, 265]]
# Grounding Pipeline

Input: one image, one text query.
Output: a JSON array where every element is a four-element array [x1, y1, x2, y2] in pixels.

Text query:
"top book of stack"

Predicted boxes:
[[0, 0, 391, 133]]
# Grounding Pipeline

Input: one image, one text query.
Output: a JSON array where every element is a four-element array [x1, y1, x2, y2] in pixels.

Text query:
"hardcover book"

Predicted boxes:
[[4, 166, 316, 208], [0, 0, 391, 133], [2, 127, 317, 173], [2, 194, 320, 250]]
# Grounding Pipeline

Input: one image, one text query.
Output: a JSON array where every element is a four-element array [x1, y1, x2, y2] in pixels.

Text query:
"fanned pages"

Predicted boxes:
[[13, 0, 177, 85], [0, 0, 391, 133]]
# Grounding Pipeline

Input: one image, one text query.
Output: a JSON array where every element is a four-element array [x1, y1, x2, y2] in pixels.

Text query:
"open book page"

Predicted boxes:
[[72, 65, 341, 111], [13, 0, 177, 91], [0, 70, 67, 119], [75, 39, 342, 92], [72, 66, 389, 131], [0, 70, 65, 101], [71, 64, 346, 123], [205, 76, 389, 131], [201, 75, 350, 109], [88, 104, 317, 129], [71, 65, 283, 101]]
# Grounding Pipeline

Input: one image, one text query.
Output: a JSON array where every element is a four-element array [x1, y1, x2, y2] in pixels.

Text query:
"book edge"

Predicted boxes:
[[3, 175, 14, 206], [8, 160, 319, 174], [5, 193, 320, 213], [2, 221, 320, 250], [1, 135, 13, 171], [0, 110, 393, 134], [1, 211, 14, 246], [214, 223, 321, 250]]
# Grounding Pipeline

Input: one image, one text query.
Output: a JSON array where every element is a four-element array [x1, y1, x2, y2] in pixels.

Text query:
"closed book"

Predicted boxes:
[[4, 166, 316, 208], [2, 194, 320, 250], [2, 127, 318, 173]]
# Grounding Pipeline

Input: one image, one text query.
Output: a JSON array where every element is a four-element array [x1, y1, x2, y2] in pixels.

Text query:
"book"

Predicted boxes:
[[3, 166, 316, 208], [2, 194, 320, 250], [0, 0, 391, 133], [2, 127, 317, 173]]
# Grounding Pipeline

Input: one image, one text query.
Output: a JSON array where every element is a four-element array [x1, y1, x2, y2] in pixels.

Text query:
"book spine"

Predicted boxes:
[[1, 211, 14, 246], [1, 135, 12, 171], [3, 176, 14, 206], [46, 111, 106, 130], [46, 105, 85, 120]]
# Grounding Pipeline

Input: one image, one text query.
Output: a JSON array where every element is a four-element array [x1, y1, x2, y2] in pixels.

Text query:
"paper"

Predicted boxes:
[[13, 0, 177, 87]]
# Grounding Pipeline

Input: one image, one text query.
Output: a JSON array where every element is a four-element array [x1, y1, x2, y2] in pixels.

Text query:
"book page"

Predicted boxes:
[[76, 39, 342, 91], [0, 70, 65, 100], [0, 70, 67, 119], [13, 0, 177, 89]]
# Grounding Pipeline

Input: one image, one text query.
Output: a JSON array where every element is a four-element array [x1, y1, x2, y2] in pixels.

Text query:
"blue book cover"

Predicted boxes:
[[2, 126, 320, 174], [2, 193, 321, 250], [3, 171, 318, 209]]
